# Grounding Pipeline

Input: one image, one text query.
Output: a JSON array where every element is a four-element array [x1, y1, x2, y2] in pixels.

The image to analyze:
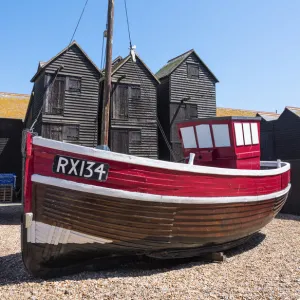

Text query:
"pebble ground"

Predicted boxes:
[[0, 206, 299, 300]]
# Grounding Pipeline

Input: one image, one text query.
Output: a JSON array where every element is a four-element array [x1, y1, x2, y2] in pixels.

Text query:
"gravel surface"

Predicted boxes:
[[0, 206, 299, 300]]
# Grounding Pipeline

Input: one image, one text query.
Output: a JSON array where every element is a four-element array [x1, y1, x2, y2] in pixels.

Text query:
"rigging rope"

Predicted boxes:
[[30, 0, 90, 132], [124, 0, 133, 49]]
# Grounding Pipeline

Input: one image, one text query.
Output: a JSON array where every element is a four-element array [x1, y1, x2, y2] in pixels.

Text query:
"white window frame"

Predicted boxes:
[[251, 123, 259, 144], [195, 124, 213, 148], [212, 124, 231, 147], [180, 126, 197, 148], [243, 123, 252, 145]]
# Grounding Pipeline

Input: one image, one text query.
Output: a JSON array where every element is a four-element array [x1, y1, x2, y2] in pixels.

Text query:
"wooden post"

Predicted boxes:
[[100, 0, 114, 146]]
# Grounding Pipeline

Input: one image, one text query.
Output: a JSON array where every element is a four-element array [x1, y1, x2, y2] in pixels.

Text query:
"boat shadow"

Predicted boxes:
[[275, 212, 300, 221], [0, 205, 22, 225], [0, 232, 265, 286]]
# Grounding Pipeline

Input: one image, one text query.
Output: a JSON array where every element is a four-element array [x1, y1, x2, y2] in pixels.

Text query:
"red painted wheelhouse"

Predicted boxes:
[[177, 117, 261, 170]]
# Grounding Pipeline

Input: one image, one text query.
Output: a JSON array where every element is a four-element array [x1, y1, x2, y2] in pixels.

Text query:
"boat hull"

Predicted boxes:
[[22, 180, 289, 278]]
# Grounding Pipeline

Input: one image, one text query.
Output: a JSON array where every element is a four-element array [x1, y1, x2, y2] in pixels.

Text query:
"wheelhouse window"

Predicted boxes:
[[180, 126, 197, 148], [251, 123, 259, 144], [44, 75, 65, 115], [196, 124, 213, 148], [212, 124, 231, 147], [187, 64, 199, 79], [234, 122, 259, 146]]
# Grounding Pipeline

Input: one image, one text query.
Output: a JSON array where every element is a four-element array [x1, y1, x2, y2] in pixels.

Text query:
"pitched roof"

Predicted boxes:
[[31, 41, 102, 82], [0, 92, 30, 120], [285, 106, 300, 117], [256, 112, 280, 121], [110, 53, 160, 85], [155, 49, 219, 82], [217, 107, 279, 121]]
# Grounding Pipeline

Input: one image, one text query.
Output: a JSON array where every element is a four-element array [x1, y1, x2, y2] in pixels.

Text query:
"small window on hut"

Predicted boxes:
[[187, 64, 199, 79], [68, 77, 81, 92], [131, 86, 141, 100], [42, 124, 63, 141], [0, 138, 9, 155], [44, 75, 65, 115], [63, 124, 80, 141], [129, 130, 141, 144]]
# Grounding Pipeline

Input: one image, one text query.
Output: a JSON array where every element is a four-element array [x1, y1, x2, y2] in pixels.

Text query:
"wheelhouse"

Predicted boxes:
[[177, 116, 261, 170]]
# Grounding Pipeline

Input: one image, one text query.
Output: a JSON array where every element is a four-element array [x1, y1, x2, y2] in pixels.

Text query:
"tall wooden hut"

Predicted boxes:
[[256, 112, 279, 160], [101, 53, 160, 158], [156, 49, 218, 161], [25, 41, 102, 147]]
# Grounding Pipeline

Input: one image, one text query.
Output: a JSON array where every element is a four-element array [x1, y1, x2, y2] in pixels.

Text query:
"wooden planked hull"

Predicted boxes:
[[21, 133, 291, 278]]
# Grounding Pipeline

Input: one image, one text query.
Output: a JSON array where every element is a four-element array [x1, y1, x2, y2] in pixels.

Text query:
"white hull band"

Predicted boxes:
[[31, 174, 291, 205], [27, 220, 112, 245]]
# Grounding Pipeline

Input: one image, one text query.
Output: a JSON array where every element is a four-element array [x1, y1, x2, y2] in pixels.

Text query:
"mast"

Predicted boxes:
[[100, 0, 114, 146]]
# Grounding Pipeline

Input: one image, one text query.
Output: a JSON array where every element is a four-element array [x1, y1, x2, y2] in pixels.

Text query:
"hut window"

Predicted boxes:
[[234, 123, 244, 146], [180, 126, 197, 148], [187, 64, 199, 79], [44, 75, 65, 115], [212, 124, 231, 147], [196, 125, 213, 148], [131, 86, 141, 100], [42, 124, 63, 141], [0, 138, 9, 155], [63, 124, 80, 141], [111, 85, 128, 119], [186, 104, 198, 119], [68, 77, 81, 92], [129, 130, 141, 143], [251, 123, 259, 144]]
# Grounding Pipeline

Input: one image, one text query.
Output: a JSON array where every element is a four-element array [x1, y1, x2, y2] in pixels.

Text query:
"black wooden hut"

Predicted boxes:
[[275, 106, 300, 215], [0, 118, 24, 191], [100, 53, 160, 158], [25, 41, 102, 147], [257, 112, 279, 160], [273, 107, 300, 160], [156, 49, 218, 161]]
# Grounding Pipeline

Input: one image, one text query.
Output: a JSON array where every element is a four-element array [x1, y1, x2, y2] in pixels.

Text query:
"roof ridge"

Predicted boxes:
[[286, 106, 300, 110], [167, 49, 194, 63]]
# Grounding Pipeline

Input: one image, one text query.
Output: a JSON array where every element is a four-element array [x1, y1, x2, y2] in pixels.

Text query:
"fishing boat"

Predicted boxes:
[[21, 115, 290, 277], [21, 1, 290, 278]]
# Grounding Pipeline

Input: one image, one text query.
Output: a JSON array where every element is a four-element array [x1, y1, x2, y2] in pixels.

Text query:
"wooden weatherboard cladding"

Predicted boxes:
[[108, 54, 158, 159], [26, 42, 101, 148]]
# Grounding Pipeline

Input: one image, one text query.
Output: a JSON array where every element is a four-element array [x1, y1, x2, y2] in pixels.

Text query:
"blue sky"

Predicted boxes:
[[1, 0, 299, 112]]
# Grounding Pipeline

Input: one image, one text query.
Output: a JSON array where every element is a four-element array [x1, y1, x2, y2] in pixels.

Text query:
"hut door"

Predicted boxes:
[[110, 129, 129, 154]]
